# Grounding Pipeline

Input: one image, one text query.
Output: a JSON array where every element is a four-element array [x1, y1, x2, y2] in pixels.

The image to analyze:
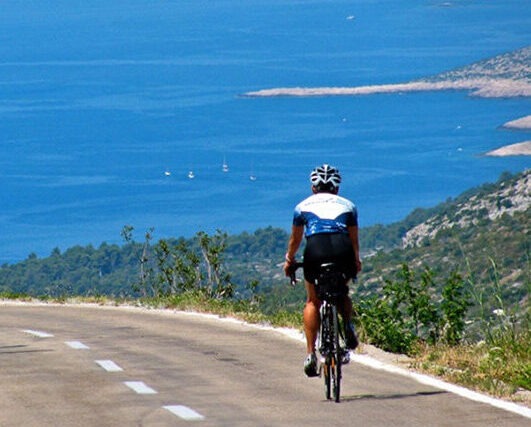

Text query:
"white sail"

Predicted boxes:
[[222, 156, 229, 172]]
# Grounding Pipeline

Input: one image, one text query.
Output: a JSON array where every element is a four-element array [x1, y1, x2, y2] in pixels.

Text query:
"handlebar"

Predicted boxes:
[[287, 262, 304, 285]]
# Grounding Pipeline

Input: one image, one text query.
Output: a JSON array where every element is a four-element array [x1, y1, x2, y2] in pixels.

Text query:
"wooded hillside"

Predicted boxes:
[[1, 170, 528, 317]]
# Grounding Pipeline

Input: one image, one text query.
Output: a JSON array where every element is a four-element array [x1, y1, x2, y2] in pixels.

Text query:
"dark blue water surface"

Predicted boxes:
[[1, 1, 529, 263]]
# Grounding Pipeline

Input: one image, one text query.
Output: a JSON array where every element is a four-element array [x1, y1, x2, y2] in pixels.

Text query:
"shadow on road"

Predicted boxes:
[[339, 390, 447, 403], [0, 344, 53, 355], [0, 345, 27, 350]]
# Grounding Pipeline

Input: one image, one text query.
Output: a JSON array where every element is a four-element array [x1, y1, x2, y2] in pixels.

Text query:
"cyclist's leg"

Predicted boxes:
[[303, 280, 321, 354], [342, 290, 353, 322], [302, 236, 324, 355], [340, 290, 358, 350], [302, 279, 321, 377]]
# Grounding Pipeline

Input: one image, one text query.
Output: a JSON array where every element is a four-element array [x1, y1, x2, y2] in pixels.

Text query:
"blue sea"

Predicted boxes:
[[1, 1, 529, 264]]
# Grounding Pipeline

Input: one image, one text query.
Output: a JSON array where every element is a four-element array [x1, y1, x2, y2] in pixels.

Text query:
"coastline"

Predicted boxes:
[[503, 115, 531, 130], [243, 46, 531, 158], [244, 78, 531, 99], [244, 47, 531, 99], [485, 141, 531, 157], [487, 115, 531, 156]]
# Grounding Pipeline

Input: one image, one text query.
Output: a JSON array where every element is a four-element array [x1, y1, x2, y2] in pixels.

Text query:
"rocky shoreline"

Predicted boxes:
[[485, 141, 531, 157]]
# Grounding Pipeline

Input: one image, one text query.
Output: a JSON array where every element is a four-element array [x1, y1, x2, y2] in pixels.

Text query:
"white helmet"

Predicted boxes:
[[310, 164, 341, 190]]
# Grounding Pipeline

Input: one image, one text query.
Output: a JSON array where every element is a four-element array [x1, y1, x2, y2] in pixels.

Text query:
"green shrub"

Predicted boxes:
[[354, 264, 470, 354]]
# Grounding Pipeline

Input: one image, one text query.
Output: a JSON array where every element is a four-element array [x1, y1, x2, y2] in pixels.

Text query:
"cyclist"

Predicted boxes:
[[284, 164, 362, 377]]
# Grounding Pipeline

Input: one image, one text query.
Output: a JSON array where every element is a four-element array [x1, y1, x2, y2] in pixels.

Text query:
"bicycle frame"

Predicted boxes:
[[289, 261, 347, 402]]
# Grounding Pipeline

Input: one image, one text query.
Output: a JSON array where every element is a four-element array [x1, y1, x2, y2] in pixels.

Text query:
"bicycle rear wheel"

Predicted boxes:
[[331, 355, 341, 402], [320, 303, 332, 400], [323, 357, 331, 400], [331, 305, 341, 402]]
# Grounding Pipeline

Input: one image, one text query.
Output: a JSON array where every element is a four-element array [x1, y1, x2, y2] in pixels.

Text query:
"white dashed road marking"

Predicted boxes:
[[22, 329, 54, 338], [65, 341, 90, 349], [95, 360, 123, 372], [164, 405, 205, 421], [124, 381, 157, 394]]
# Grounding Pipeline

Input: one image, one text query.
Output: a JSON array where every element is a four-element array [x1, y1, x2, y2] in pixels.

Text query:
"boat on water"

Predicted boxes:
[[249, 162, 257, 181], [187, 170, 195, 179], [222, 157, 229, 172], [164, 170, 171, 176]]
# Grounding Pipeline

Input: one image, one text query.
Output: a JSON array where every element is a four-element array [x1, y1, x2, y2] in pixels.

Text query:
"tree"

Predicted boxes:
[[154, 238, 200, 296], [441, 270, 470, 345], [197, 230, 234, 299], [121, 225, 155, 296]]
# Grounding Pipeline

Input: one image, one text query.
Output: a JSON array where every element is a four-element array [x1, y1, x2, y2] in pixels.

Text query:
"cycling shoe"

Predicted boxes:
[[304, 352, 319, 377], [341, 349, 350, 364]]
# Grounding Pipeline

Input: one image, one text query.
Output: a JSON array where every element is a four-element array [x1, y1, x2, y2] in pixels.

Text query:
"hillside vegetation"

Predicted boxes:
[[360, 170, 530, 309], [1, 169, 529, 401], [1, 170, 528, 309]]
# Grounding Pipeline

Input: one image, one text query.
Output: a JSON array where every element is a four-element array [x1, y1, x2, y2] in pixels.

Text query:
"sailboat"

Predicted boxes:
[[222, 156, 229, 173], [187, 170, 195, 179], [249, 162, 257, 181]]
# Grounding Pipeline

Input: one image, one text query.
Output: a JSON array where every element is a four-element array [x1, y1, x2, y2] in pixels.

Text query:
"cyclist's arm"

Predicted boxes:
[[348, 225, 362, 273], [284, 225, 304, 275]]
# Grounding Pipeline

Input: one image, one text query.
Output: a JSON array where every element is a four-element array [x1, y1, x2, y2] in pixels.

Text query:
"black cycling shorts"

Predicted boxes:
[[303, 233, 356, 284]]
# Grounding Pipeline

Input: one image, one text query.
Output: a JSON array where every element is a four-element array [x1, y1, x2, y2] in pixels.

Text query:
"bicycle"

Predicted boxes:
[[289, 261, 350, 403]]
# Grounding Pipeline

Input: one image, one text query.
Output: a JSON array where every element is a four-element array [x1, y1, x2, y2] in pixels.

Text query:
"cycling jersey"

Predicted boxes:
[[292, 193, 358, 237]]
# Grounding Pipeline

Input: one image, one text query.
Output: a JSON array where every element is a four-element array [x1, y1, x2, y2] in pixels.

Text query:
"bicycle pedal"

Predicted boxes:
[[341, 350, 350, 364]]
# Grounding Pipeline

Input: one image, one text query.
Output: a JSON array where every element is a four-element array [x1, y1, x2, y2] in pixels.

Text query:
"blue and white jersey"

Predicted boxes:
[[293, 193, 358, 237]]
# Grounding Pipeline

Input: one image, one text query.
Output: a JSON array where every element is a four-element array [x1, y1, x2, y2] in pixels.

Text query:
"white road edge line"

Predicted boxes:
[[349, 353, 531, 419], [164, 405, 205, 421], [22, 329, 54, 338], [256, 318, 531, 418], [232, 320, 531, 420], [65, 341, 90, 350], [10, 302, 530, 419], [124, 381, 157, 394], [96, 360, 123, 372]]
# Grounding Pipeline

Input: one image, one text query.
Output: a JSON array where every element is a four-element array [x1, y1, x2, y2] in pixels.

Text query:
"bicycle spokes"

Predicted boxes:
[[318, 301, 343, 402]]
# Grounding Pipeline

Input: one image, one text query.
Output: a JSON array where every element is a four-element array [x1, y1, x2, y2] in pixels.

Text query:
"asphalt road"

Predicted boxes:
[[0, 304, 528, 426]]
